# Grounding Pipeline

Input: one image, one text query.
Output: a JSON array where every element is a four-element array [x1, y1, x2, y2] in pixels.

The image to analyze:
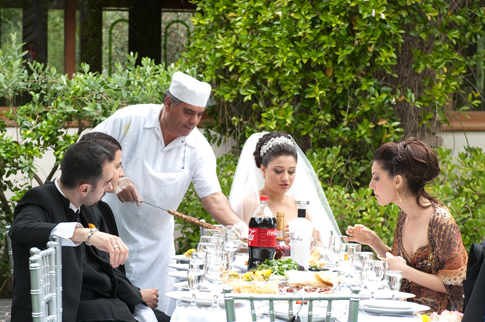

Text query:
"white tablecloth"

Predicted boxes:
[[171, 301, 420, 322]]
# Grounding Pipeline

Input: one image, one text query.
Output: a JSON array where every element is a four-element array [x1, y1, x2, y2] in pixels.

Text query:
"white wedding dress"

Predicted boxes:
[[228, 133, 340, 244]]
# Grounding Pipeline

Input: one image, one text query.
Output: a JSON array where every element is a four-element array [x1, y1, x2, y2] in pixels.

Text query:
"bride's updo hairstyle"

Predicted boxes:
[[253, 132, 297, 168], [373, 137, 440, 208]]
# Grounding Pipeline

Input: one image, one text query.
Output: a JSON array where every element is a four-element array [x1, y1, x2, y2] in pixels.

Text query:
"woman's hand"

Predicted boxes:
[[346, 224, 378, 246], [381, 256, 407, 272]]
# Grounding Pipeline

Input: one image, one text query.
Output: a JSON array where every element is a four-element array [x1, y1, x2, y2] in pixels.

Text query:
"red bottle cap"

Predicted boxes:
[[260, 195, 269, 201]]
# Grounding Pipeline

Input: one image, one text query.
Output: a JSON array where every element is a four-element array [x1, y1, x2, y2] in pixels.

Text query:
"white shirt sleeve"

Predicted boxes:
[[50, 222, 83, 246], [133, 303, 157, 322], [192, 143, 221, 199]]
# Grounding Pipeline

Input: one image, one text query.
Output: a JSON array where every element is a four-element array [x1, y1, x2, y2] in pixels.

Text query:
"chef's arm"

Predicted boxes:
[[201, 192, 241, 225]]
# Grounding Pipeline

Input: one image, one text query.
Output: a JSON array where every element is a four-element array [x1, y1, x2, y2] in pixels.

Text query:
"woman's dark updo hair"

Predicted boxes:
[[253, 132, 297, 168], [373, 137, 440, 208]]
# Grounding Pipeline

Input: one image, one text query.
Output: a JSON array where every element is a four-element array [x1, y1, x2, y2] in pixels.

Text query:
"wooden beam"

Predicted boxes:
[[442, 111, 485, 131], [64, 0, 77, 78]]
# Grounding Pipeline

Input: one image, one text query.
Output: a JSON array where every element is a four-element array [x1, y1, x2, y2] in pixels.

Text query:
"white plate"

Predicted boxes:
[[167, 271, 188, 281], [169, 255, 190, 263], [360, 301, 430, 315], [359, 290, 416, 300], [361, 300, 414, 310], [270, 275, 288, 281], [168, 263, 189, 271], [165, 291, 225, 306], [273, 302, 345, 322], [232, 254, 248, 271], [172, 281, 210, 291]]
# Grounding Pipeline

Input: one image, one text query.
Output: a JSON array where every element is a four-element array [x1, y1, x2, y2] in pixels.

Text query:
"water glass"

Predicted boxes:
[[362, 260, 381, 300], [189, 252, 205, 271], [204, 257, 225, 311], [187, 268, 204, 310], [353, 251, 374, 271], [385, 270, 403, 300]]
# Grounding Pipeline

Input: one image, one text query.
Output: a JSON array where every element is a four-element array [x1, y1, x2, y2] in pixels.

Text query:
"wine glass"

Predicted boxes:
[[187, 266, 204, 310], [385, 270, 403, 300], [204, 256, 225, 311], [223, 229, 239, 271], [362, 260, 381, 300]]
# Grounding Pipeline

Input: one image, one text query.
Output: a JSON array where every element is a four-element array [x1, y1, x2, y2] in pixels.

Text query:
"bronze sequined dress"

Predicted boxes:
[[391, 203, 467, 313]]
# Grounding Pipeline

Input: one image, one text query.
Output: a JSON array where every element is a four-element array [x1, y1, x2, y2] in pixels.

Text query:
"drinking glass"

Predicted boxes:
[[197, 241, 217, 257], [187, 267, 204, 310], [362, 260, 381, 300], [223, 230, 239, 271], [204, 256, 225, 310], [353, 251, 374, 272], [385, 270, 403, 300], [189, 252, 205, 271]]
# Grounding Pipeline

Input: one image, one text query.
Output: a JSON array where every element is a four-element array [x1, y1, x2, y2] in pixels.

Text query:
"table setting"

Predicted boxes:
[[165, 222, 428, 322]]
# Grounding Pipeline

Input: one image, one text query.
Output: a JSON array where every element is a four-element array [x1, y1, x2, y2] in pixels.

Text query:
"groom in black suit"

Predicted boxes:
[[9, 141, 159, 322]]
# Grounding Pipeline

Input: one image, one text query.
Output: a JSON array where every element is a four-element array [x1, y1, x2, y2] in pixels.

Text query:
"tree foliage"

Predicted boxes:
[[185, 0, 485, 187]]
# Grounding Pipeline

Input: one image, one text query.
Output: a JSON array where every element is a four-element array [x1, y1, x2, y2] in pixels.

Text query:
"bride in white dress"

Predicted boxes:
[[229, 132, 340, 244]]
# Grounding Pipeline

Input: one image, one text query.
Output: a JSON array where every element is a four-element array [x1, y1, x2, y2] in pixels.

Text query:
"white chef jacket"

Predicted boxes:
[[93, 104, 221, 315]]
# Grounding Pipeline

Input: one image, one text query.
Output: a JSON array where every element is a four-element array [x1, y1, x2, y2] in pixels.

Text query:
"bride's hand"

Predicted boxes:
[[346, 224, 378, 246]]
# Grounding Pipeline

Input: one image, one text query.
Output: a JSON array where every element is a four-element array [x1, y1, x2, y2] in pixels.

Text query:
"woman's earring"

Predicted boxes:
[[396, 189, 402, 203]]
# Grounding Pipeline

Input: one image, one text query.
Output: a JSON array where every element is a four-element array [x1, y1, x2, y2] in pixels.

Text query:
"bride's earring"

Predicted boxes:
[[396, 189, 402, 203]]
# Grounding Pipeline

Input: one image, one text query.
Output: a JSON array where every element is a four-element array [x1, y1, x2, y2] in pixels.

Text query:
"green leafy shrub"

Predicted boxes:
[[185, 0, 484, 189]]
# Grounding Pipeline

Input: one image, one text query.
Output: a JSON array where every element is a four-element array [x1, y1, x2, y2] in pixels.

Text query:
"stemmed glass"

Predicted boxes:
[[362, 260, 381, 300], [204, 252, 226, 311], [385, 270, 403, 300], [187, 265, 204, 310], [223, 229, 239, 271]]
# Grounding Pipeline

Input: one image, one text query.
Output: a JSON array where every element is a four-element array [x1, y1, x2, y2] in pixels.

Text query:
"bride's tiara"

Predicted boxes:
[[260, 136, 294, 157]]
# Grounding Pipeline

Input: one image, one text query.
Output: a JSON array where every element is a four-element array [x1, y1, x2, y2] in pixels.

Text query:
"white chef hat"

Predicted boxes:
[[168, 71, 211, 107]]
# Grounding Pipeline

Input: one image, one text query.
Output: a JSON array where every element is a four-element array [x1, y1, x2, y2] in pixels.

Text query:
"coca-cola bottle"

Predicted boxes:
[[275, 211, 290, 259], [247, 195, 277, 270]]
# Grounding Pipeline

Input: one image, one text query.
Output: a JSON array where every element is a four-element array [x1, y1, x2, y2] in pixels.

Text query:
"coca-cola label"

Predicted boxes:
[[248, 228, 277, 247]]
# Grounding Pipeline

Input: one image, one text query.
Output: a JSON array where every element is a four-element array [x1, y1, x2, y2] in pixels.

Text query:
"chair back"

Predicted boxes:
[[224, 287, 360, 322], [29, 236, 63, 322], [5, 225, 13, 275]]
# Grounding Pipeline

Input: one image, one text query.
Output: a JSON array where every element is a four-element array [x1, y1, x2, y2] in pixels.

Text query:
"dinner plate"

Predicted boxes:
[[169, 255, 190, 263], [172, 281, 210, 291], [273, 302, 345, 322], [165, 291, 225, 306], [167, 271, 188, 281], [360, 301, 430, 315], [168, 263, 189, 271], [361, 300, 414, 310], [359, 290, 416, 300]]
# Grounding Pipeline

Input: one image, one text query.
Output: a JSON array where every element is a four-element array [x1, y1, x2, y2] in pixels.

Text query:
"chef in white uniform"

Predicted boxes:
[[92, 72, 248, 316]]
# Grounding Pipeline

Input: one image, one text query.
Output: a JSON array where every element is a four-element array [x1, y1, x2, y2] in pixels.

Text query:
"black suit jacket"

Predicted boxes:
[[9, 182, 144, 322], [462, 240, 485, 322]]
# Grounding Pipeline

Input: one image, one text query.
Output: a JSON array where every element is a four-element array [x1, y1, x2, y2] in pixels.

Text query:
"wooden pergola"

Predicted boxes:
[[0, 0, 196, 77]]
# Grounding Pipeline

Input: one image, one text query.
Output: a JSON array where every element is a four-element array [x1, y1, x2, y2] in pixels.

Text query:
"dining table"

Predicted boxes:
[[170, 299, 421, 322]]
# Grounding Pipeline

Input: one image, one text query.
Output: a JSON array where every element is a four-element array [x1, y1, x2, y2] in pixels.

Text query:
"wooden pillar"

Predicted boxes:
[[64, 0, 76, 77], [79, 0, 102, 73], [129, 0, 162, 65]]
